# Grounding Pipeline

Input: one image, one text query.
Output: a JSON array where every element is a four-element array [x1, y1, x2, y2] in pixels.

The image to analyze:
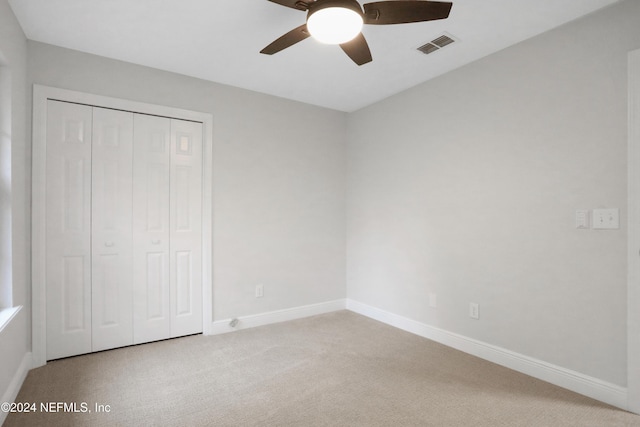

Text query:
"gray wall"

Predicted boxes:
[[0, 0, 29, 405], [27, 41, 348, 321], [347, 0, 640, 386], [3, 0, 639, 404]]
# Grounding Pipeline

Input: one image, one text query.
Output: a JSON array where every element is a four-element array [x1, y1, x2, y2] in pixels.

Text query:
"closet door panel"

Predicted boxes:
[[133, 114, 171, 344], [91, 108, 134, 352], [46, 100, 93, 360], [170, 119, 203, 337]]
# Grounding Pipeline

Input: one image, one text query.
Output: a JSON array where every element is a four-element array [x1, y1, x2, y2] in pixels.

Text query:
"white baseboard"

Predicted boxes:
[[346, 299, 628, 411], [209, 299, 347, 335], [0, 351, 32, 426]]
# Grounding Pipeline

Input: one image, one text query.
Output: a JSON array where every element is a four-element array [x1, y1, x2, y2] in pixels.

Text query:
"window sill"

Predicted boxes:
[[0, 306, 22, 334]]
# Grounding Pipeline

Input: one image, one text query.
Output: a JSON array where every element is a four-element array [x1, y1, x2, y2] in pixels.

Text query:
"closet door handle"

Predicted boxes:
[[104, 241, 114, 247], [152, 240, 161, 245]]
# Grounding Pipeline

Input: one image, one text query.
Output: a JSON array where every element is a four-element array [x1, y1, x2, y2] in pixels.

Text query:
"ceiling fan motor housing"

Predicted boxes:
[[307, 0, 364, 17]]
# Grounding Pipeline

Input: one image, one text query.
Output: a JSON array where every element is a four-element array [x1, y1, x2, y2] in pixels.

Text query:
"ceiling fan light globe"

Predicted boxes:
[[307, 7, 363, 45]]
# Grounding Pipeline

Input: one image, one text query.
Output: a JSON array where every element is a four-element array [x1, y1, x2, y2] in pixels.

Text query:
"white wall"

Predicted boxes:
[[0, 0, 30, 411], [27, 41, 347, 322], [0, 58, 10, 310], [347, 0, 640, 387]]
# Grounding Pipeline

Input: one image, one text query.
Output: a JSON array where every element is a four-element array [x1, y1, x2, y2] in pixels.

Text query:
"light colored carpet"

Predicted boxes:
[[4, 310, 639, 426]]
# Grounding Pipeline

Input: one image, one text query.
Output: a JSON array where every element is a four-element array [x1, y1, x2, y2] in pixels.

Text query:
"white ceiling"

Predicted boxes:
[[9, 0, 619, 112]]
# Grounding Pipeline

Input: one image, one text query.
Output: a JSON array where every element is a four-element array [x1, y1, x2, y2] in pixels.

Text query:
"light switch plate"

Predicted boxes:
[[575, 210, 589, 229], [592, 208, 619, 229]]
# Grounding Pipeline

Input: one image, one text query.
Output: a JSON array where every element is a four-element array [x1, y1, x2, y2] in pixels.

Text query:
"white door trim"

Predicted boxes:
[[31, 85, 214, 367], [628, 48, 640, 414]]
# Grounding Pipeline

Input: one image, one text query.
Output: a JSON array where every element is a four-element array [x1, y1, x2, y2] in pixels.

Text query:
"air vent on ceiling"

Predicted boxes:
[[417, 33, 457, 55]]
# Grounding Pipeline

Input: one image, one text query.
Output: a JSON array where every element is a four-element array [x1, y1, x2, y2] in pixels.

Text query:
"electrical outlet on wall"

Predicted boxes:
[[469, 303, 479, 319]]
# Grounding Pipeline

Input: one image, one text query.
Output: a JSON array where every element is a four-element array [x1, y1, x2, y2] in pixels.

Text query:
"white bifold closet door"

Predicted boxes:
[[132, 114, 171, 344], [169, 118, 203, 338], [46, 101, 93, 360], [133, 115, 203, 343], [46, 100, 203, 361], [91, 108, 134, 352]]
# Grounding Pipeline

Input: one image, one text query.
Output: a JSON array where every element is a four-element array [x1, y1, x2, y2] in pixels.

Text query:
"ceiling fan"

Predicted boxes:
[[260, 0, 453, 66]]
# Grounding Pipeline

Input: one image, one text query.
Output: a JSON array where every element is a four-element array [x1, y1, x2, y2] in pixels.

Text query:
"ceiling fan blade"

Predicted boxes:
[[266, 0, 311, 11], [340, 33, 373, 66], [363, 1, 452, 25], [260, 24, 311, 55]]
